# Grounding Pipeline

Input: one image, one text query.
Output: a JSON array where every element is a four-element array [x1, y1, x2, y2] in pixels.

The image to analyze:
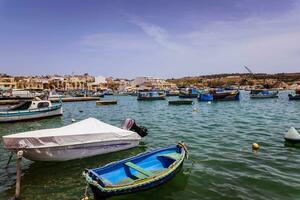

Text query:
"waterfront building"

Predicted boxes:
[[132, 76, 177, 90], [0, 76, 17, 89]]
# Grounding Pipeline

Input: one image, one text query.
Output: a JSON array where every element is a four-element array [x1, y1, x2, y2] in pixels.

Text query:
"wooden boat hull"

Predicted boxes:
[[83, 143, 187, 198], [137, 96, 166, 100], [168, 100, 193, 105], [0, 104, 62, 122], [178, 94, 198, 98], [90, 162, 183, 198], [250, 94, 278, 99], [96, 100, 118, 105], [199, 91, 240, 101], [250, 90, 278, 99]]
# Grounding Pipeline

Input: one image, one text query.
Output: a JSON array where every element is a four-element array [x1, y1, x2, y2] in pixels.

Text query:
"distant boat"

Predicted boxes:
[[284, 127, 300, 145], [48, 90, 65, 100], [83, 142, 188, 199], [2, 118, 148, 161], [288, 89, 300, 100], [179, 88, 198, 98], [96, 100, 118, 105], [199, 89, 240, 101], [0, 100, 62, 122], [250, 89, 278, 99], [92, 92, 104, 98], [137, 91, 166, 101], [169, 100, 193, 105], [0, 89, 37, 101], [166, 90, 180, 96]]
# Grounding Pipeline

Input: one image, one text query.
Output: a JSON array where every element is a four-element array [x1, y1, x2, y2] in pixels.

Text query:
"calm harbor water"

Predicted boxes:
[[0, 91, 299, 200]]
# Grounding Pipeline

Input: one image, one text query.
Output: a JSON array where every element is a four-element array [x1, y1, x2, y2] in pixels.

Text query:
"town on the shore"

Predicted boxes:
[[1, 73, 300, 94]]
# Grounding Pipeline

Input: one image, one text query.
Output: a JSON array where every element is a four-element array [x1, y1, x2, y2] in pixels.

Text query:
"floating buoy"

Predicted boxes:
[[192, 108, 198, 112], [71, 119, 76, 123], [208, 101, 211, 104], [252, 143, 260, 151]]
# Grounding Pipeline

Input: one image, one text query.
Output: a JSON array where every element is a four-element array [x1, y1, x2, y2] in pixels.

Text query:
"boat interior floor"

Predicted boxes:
[[98, 151, 181, 187]]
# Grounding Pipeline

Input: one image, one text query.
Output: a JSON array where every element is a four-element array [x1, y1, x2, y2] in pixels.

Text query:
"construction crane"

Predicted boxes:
[[244, 66, 253, 74]]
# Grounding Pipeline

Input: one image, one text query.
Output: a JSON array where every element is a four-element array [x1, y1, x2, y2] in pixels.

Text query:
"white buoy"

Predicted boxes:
[[208, 101, 211, 104], [71, 119, 76, 123], [284, 127, 300, 140], [192, 108, 198, 112]]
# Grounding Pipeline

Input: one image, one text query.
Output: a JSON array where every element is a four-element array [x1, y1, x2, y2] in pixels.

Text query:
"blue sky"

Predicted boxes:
[[0, 0, 299, 78]]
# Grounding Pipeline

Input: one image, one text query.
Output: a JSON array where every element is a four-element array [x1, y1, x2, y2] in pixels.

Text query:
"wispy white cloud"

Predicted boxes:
[[79, 3, 300, 77]]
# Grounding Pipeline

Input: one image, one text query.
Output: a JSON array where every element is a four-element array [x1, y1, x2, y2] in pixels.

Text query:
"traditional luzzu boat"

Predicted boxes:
[[137, 91, 166, 101], [2, 118, 148, 161], [0, 100, 62, 122], [83, 142, 188, 199], [198, 89, 240, 101], [249, 89, 278, 99], [179, 88, 198, 98], [284, 127, 300, 146]]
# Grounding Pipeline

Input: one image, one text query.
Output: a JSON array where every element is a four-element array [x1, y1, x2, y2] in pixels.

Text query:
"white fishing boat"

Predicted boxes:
[[0, 100, 62, 122], [2, 118, 148, 161]]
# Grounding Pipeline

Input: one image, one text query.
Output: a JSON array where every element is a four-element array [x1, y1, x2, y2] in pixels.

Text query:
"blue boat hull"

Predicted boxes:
[[83, 143, 187, 198], [198, 91, 240, 101]]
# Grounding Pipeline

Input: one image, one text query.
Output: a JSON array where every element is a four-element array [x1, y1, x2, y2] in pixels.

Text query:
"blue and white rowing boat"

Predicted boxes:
[[83, 142, 188, 199], [0, 100, 62, 122]]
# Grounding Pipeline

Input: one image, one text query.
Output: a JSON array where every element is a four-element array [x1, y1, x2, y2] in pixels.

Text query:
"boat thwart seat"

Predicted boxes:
[[158, 152, 181, 161], [124, 162, 153, 179]]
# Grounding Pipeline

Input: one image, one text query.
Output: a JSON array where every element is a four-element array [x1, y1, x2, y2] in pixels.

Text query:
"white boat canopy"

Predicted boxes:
[[3, 118, 141, 149]]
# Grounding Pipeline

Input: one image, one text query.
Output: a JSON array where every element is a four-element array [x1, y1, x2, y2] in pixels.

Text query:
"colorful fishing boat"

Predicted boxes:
[[83, 142, 188, 199], [179, 88, 198, 98], [166, 90, 180, 96], [168, 100, 193, 105], [250, 89, 278, 99], [137, 91, 166, 100], [284, 127, 300, 146], [0, 100, 62, 122], [198, 89, 240, 101]]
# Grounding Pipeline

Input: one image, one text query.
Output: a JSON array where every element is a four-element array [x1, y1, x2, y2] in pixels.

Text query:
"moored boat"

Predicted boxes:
[[166, 90, 180, 96], [0, 100, 62, 122], [250, 89, 278, 99], [179, 88, 198, 98], [137, 91, 166, 101], [198, 89, 240, 101], [168, 100, 193, 105], [96, 100, 118, 105], [288, 89, 300, 100], [82, 142, 188, 199], [2, 118, 148, 161], [284, 127, 300, 145]]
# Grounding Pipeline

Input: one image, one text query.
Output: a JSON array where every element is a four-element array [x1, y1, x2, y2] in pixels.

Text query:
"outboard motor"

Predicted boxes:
[[121, 119, 148, 137]]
